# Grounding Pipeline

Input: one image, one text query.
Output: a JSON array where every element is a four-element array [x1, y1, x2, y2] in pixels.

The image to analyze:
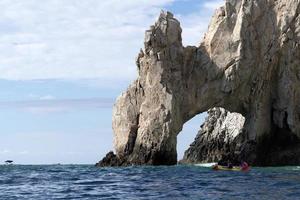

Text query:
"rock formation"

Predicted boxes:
[[181, 108, 245, 164], [97, 0, 300, 167]]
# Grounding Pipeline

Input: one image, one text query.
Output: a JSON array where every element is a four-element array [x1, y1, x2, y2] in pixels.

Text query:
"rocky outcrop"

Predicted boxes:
[[182, 106, 300, 166], [95, 151, 125, 167], [181, 108, 245, 164], [98, 0, 300, 167]]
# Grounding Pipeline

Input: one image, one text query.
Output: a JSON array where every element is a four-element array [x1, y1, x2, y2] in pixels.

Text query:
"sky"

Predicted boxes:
[[0, 0, 224, 164]]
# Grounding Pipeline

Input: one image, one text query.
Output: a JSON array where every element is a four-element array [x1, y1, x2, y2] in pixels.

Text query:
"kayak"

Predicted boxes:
[[212, 165, 250, 171]]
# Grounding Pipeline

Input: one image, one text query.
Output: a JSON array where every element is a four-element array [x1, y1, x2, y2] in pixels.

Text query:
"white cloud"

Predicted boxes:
[[0, 149, 10, 154], [179, 13, 214, 46], [23, 105, 68, 114], [28, 94, 56, 100], [18, 151, 29, 155], [38, 95, 56, 101], [0, 0, 222, 81], [178, 0, 224, 46], [0, 0, 175, 80], [203, 0, 224, 10], [0, 98, 114, 114]]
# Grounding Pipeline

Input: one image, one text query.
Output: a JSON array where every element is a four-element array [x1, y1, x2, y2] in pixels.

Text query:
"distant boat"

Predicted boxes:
[[54, 163, 61, 165], [5, 160, 13, 165]]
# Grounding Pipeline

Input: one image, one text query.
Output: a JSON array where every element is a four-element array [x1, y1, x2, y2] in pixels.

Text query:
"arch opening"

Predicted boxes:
[[178, 107, 246, 164], [177, 112, 207, 160]]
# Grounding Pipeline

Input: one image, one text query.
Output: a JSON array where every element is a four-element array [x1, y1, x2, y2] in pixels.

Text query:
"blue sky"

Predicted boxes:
[[0, 0, 224, 164]]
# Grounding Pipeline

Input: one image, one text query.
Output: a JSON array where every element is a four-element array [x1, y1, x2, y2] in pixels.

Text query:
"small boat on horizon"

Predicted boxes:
[[4, 160, 13, 165]]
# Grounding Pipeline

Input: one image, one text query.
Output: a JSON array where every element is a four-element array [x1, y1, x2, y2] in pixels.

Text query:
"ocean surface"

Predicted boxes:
[[0, 164, 300, 200]]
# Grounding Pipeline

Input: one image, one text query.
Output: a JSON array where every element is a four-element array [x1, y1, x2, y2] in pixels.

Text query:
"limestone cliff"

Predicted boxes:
[[97, 0, 300, 167]]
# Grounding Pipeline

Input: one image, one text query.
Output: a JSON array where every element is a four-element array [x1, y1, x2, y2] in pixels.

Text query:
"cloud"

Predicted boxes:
[[203, 0, 224, 10], [18, 151, 29, 155], [0, 149, 29, 156], [38, 95, 56, 100], [177, 0, 225, 46], [179, 12, 214, 46], [28, 94, 56, 100], [0, 98, 114, 114], [0, 149, 10, 154], [0, 0, 175, 81], [0, 0, 222, 81]]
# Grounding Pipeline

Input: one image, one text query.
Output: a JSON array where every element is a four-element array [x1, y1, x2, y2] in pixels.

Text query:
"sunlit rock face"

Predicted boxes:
[[97, 0, 300, 167]]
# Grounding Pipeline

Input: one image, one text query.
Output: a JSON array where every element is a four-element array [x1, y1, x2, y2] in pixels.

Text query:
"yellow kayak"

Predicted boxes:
[[212, 165, 250, 171]]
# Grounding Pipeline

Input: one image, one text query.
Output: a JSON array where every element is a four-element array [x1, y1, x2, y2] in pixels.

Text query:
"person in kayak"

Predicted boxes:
[[240, 161, 249, 170], [227, 161, 233, 169], [213, 159, 249, 171]]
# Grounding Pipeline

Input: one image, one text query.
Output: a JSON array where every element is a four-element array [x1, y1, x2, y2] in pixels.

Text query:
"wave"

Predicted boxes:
[[193, 163, 217, 168]]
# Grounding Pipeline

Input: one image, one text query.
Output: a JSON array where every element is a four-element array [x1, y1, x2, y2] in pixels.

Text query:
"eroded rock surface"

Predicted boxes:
[[98, 0, 300, 167]]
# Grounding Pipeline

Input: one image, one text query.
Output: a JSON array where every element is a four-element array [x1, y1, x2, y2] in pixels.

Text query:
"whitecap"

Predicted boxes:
[[194, 163, 217, 168]]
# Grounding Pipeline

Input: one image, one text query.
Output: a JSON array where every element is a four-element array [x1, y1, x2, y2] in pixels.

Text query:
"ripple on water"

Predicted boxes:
[[0, 165, 299, 199]]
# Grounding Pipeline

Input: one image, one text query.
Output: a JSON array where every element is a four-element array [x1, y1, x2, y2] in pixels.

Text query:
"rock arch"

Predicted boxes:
[[97, 0, 300, 166]]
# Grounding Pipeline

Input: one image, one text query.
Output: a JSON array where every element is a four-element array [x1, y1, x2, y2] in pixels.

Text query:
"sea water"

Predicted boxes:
[[0, 164, 299, 199]]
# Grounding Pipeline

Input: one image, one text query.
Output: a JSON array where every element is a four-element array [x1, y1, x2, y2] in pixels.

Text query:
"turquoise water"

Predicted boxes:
[[0, 165, 300, 199]]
